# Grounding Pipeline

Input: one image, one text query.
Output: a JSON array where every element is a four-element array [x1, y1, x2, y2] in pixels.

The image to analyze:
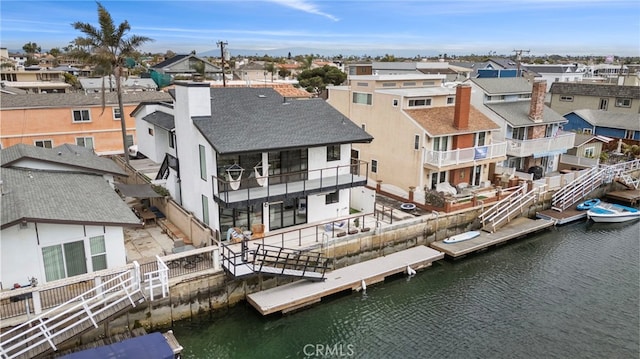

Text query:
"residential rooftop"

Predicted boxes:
[[486, 102, 567, 127], [570, 109, 640, 131], [0, 91, 173, 109], [549, 83, 640, 98], [405, 106, 500, 136]]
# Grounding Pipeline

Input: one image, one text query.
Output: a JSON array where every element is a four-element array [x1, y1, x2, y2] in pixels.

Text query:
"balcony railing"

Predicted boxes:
[[212, 161, 369, 207], [559, 154, 599, 168], [505, 132, 575, 158], [423, 142, 507, 168]]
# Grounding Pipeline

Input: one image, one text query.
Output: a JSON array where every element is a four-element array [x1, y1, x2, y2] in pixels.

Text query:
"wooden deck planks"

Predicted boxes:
[[247, 245, 444, 315], [430, 217, 555, 258]]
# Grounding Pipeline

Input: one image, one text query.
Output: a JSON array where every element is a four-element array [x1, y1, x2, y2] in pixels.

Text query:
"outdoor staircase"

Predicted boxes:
[[480, 183, 546, 233], [221, 243, 328, 282], [0, 259, 170, 359], [551, 167, 605, 211]]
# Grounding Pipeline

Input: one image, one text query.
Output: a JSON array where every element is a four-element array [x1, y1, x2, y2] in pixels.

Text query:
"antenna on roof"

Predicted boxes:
[[512, 49, 530, 77]]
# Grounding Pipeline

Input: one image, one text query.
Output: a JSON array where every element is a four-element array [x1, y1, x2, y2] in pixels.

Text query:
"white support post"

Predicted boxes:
[[213, 247, 221, 270], [32, 290, 42, 315]]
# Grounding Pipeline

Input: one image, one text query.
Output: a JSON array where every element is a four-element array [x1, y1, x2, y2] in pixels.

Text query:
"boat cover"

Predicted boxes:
[[59, 332, 174, 359]]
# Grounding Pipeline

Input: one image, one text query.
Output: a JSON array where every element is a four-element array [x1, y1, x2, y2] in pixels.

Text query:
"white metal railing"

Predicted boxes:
[[144, 256, 170, 301], [480, 183, 547, 233], [505, 132, 575, 158], [423, 142, 507, 168], [0, 263, 143, 359], [560, 154, 599, 168], [551, 167, 603, 211]]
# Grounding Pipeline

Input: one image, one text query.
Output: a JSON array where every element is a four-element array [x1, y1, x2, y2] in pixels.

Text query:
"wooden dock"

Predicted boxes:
[[606, 189, 640, 206], [247, 245, 444, 315], [537, 206, 587, 225], [430, 217, 555, 259]]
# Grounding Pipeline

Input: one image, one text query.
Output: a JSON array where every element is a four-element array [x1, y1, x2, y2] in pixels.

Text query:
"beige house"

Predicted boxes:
[[328, 74, 505, 199], [0, 69, 71, 93], [559, 133, 611, 170], [549, 82, 640, 115]]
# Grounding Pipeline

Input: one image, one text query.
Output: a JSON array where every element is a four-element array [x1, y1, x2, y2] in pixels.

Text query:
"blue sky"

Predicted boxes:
[[1, 0, 638, 57]]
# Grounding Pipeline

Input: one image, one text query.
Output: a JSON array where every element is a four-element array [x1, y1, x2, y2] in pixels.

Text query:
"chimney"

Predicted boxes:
[[528, 80, 547, 122], [453, 84, 472, 130]]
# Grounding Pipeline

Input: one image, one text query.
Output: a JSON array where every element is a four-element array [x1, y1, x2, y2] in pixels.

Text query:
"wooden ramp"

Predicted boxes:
[[430, 217, 555, 259], [247, 245, 444, 315]]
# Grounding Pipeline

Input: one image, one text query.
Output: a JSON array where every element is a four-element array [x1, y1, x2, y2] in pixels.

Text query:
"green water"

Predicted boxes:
[[171, 220, 640, 359]]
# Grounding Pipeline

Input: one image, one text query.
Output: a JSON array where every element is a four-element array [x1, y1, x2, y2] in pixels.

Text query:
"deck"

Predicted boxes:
[[430, 217, 555, 259], [536, 206, 587, 225], [247, 245, 444, 315], [606, 189, 640, 206]]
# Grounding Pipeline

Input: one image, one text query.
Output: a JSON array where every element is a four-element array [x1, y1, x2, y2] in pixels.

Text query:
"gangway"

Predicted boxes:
[[480, 183, 547, 233], [221, 242, 328, 282]]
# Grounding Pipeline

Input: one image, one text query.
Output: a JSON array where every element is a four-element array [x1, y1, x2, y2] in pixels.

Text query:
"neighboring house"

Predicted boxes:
[[549, 82, 640, 115], [466, 78, 573, 176], [79, 76, 158, 93], [133, 82, 373, 237], [522, 64, 585, 88], [327, 74, 505, 198], [346, 63, 373, 77], [0, 91, 172, 155], [559, 133, 611, 170], [151, 54, 223, 81], [0, 69, 71, 93], [416, 62, 472, 82], [0, 144, 139, 286], [563, 109, 640, 141]]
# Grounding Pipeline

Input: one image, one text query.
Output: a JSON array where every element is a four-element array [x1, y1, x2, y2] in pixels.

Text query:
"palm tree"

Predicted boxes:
[[72, 2, 152, 164]]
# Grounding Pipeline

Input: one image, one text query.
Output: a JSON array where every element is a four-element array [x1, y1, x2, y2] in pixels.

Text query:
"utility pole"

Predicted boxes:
[[217, 40, 228, 87], [512, 49, 530, 77]]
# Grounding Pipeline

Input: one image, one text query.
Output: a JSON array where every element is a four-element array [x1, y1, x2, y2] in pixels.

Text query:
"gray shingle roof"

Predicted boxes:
[[570, 109, 640, 131], [0, 91, 172, 109], [1, 167, 140, 229], [142, 111, 175, 131], [193, 88, 373, 155], [549, 83, 640, 98], [486, 101, 567, 127], [470, 77, 533, 95], [1, 144, 127, 176]]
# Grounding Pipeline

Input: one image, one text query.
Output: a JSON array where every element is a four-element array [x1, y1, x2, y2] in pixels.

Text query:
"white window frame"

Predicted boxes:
[[76, 136, 94, 149], [352, 92, 372, 105], [615, 97, 631, 108], [582, 128, 593, 134], [414, 134, 420, 150], [112, 107, 122, 120], [34, 139, 53, 148], [446, 96, 455, 105], [584, 147, 595, 158], [560, 96, 573, 102], [625, 130, 635, 140], [89, 235, 107, 271], [199, 144, 207, 180], [72, 109, 91, 123], [392, 99, 399, 107], [408, 98, 432, 107]]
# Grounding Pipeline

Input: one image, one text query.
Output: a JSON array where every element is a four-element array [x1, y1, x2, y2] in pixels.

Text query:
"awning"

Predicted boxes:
[[115, 183, 163, 198], [60, 332, 174, 359]]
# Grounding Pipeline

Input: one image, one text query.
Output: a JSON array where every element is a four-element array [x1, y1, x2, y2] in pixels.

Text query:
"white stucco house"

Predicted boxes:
[[132, 82, 374, 238], [0, 144, 141, 287]]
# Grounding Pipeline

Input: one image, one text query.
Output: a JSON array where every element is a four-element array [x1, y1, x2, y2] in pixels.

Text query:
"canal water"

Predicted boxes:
[[171, 220, 639, 359]]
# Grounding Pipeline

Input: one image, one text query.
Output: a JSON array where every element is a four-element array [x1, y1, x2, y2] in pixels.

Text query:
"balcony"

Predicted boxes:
[[423, 142, 507, 169], [505, 132, 575, 158], [212, 161, 369, 208], [559, 154, 599, 168]]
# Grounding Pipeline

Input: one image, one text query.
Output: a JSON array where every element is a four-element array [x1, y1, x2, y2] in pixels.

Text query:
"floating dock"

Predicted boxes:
[[536, 206, 587, 225], [247, 245, 444, 315], [606, 189, 640, 206], [430, 217, 555, 259]]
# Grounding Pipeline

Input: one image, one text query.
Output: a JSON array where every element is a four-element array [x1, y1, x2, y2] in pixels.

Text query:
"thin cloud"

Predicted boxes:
[[267, 0, 339, 21]]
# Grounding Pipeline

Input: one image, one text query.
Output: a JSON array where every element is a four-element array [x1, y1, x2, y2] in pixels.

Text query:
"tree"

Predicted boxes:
[[297, 65, 346, 94], [22, 42, 41, 55], [49, 48, 61, 66], [264, 62, 276, 81], [299, 55, 313, 71], [72, 2, 153, 164]]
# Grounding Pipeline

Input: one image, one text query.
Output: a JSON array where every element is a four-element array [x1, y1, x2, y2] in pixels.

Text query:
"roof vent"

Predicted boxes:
[[258, 94, 266, 98]]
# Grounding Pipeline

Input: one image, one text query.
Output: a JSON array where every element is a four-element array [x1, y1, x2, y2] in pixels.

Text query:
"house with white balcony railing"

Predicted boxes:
[[467, 77, 573, 178], [328, 73, 505, 199], [133, 82, 373, 238]]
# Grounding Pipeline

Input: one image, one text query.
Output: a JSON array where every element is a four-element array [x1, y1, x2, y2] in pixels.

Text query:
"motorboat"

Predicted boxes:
[[443, 231, 480, 244], [576, 198, 601, 211], [587, 203, 640, 223]]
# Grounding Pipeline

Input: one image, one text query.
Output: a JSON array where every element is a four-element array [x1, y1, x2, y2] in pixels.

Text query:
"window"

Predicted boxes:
[[76, 137, 94, 149], [584, 147, 595, 158], [327, 145, 341, 161], [371, 159, 378, 173], [148, 128, 154, 136], [625, 130, 635, 140], [169, 132, 175, 149], [1, 73, 16, 81], [447, 97, 455, 104], [408, 98, 431, 107], [34, 139, 53, 148], [423, 81, 435, 86], [361, 124, 366, 131], [599, 98, 608, 110], [392, 99, 399, 107], [582, 128, 593, 134], [42, 241, 87, 282], [475, 132, 486, 146], [512, 127, 527, 140], [202, 195, 210, 225], [433, 136, 448, 151], [615, 98, 632, 108], [199, 144, 206, 180], [89, 236, 107, 271], [325, 191, 339, 204], [72, 109, 91, 122], [403, 82, 416, 86], [112, 107, 122, 120], [431, 171, 447, 190], [356, 82, 368, 87], [560, 96, 573, 102], [414, 134, 420, 150], [352, 92, 372, 105], [382, 82, 397, 87]]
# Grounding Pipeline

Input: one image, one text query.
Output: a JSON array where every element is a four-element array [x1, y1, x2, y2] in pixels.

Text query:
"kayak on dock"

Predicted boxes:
[[443, 231, 480, 244]]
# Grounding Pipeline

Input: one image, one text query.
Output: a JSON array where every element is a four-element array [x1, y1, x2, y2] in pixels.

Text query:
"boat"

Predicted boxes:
[[576, 198, 601, 211], [587, 203, 640, 223], [443, 231, 480, 244]]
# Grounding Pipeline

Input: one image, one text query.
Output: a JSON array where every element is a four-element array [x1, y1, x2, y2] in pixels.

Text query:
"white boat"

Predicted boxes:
[[587, 203, 640, 223], [443, 231, 480, 244]]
